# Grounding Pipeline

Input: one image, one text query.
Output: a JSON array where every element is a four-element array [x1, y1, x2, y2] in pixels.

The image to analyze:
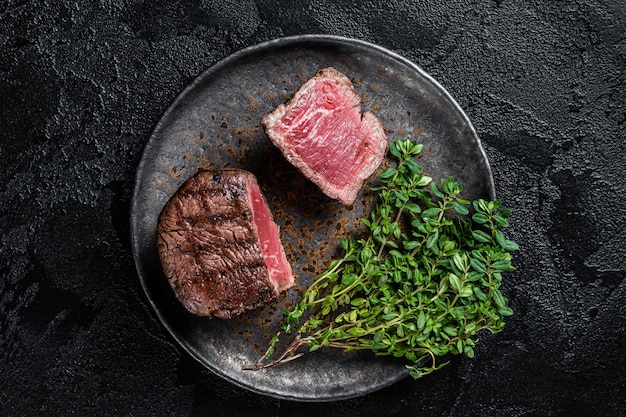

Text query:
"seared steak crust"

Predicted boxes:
[[157, 169, 289, 319]]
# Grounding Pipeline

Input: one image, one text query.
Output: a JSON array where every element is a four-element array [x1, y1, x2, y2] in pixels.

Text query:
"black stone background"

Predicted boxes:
[[1, 0, 625, 416]]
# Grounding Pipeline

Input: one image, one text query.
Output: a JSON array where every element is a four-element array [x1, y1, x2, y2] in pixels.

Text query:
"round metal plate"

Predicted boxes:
[[130, 35, 495, 401]]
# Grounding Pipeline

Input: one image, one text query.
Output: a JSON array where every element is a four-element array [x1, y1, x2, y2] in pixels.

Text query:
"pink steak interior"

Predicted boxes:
[[246, 178, 294, 292], [279, 78, 380, 193]]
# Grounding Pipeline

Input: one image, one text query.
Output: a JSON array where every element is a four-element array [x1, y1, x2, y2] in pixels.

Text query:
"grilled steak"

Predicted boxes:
[[261, 67, 388, 205], [157, 169, 294, 319]]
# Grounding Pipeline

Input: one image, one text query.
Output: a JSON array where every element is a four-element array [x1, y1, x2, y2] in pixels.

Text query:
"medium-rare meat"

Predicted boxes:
[[157, 169, 294, 319], [261, 67, 388, 205]]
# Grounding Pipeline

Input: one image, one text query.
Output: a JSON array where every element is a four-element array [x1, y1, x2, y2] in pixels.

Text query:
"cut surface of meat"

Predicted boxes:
[[247, 179, 294, 292], [261, 67, 388, 205], [157, 169, 294, 319]]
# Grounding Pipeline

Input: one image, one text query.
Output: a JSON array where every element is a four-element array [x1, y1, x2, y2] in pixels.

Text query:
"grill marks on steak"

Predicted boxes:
[[261, 67, 388, 205], [157, 169, 294, 319]]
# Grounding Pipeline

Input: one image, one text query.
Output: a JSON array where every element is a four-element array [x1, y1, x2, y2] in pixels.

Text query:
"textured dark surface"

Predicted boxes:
[[1, 0, 625, 415]]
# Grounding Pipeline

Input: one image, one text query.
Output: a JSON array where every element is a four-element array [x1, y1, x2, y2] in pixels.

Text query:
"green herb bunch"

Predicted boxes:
[[246, 139, 518, 379]]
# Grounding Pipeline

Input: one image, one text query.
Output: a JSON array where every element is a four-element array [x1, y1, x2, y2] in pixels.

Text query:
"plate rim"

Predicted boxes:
[[130, 34, 495, 402]]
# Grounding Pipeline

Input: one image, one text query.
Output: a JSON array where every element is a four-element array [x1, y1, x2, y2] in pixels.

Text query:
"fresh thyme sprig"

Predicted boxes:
[[245, 139, 518, 379]]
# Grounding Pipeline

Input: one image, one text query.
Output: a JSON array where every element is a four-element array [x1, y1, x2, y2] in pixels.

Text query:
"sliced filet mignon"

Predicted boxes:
[[157, 169, 294, 319], [261, 67, 388, 206]]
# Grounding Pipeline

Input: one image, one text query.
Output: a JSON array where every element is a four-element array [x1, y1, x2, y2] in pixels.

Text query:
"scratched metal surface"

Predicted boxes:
[[130, 35, 494, 401]]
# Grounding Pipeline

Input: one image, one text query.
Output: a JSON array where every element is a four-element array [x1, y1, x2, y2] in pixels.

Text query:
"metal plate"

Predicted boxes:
[[130, 35, 495, 401]]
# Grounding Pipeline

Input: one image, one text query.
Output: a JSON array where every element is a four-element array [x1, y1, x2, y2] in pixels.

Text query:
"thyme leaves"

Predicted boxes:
[[245, 139, 517, 379]]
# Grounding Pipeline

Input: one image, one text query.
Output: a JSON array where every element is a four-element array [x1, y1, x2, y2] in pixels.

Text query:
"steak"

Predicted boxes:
[[261, 67, 388, 205], [157, 169, 294, 319]]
